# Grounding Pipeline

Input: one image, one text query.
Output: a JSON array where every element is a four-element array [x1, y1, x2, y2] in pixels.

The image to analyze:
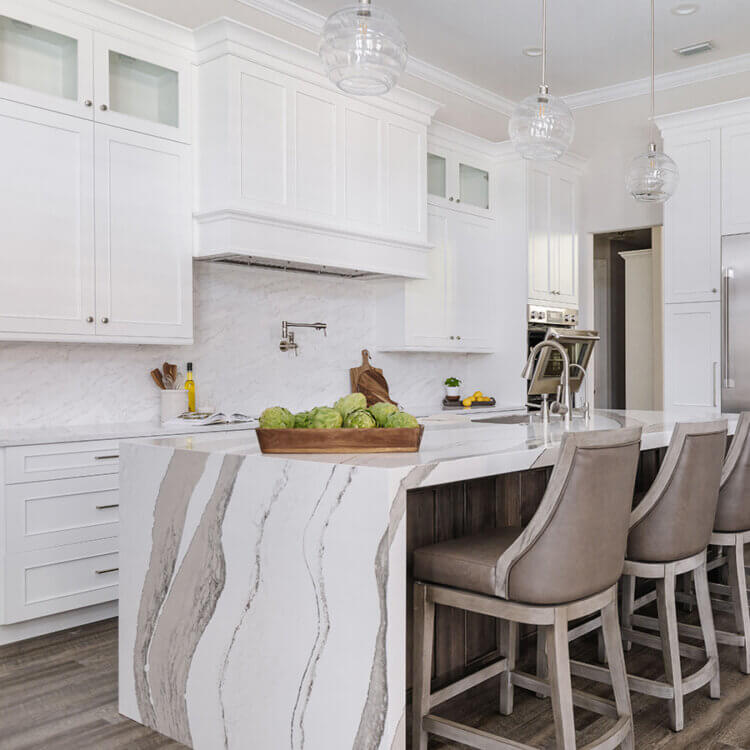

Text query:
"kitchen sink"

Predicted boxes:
[[471, 413, 536, 425]]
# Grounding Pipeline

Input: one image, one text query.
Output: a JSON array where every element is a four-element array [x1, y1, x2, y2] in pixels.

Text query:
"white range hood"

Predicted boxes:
[[193, 19, 441, 280]]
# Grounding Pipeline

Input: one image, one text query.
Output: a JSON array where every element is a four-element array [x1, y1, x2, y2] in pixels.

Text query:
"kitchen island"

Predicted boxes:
[[117, 410, 737, 750]]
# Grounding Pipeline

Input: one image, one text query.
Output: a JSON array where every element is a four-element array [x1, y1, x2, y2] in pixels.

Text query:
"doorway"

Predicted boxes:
[[593, 227, 662, 410]]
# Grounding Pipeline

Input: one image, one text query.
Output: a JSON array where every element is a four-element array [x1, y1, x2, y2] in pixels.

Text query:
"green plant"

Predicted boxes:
[[444, 377, 461, 387]]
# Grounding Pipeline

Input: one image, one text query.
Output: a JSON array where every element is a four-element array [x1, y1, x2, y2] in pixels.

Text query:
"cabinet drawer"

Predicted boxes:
[[5, 440, 120, 484], [3, 538, 118, 624], [6, 475, 119, 553]]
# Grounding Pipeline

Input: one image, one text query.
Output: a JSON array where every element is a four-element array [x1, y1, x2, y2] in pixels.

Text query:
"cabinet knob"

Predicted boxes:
[[450, 335, 455, 340], [456, 198, 461, 203], [101, 317, 109, 324], [83, 100, 93, 108], [712, 288, 718, 293], [456, 335, 462, 340], [100, 104, 108, 111], [86, 316, 94, 323], [449, 196, 454, 202]]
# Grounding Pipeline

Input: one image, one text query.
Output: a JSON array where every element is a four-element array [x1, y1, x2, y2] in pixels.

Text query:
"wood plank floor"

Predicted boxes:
[[0, 613, 749, 749]]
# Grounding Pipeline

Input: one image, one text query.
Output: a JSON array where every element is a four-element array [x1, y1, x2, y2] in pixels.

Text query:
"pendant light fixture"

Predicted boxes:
[[626, 0, 679, 202], [509, 0, 574, 160], [320, 0, 408, 96]]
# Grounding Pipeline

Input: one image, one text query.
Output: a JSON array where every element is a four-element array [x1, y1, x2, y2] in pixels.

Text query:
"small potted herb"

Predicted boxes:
[[444, 376, 461, 401]]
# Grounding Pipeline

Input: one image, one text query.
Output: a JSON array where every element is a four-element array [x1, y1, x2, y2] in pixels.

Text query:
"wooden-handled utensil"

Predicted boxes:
[[150, 368, 166, 390], [162, 362, 178, 389]]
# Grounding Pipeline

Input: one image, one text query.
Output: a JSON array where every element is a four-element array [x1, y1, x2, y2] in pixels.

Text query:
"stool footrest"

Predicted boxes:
[[511, 670, 618, 718], [623, 622, 709, 660], [423, 714, 535, 750], [569, 658, 674, 699], [632, 612, 745, 648], [430, 658, 508, 709]]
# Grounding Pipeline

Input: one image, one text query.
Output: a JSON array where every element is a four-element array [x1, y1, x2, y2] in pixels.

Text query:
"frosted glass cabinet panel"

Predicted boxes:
[[95, 34, 191, 142], [427, 152, 447, 198], [458, 162, 489, 210], [108, 51, 178, 128], [0, 6, 93, 118]]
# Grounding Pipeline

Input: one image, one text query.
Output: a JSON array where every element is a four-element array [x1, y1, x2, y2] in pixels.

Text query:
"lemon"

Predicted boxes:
[[472, 391, 483, 398], [462, 397, 474, 407]]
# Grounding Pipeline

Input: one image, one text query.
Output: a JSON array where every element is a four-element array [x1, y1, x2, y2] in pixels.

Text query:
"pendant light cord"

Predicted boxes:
[[541, 0, 547, 89], [650, 0, 655, 145]]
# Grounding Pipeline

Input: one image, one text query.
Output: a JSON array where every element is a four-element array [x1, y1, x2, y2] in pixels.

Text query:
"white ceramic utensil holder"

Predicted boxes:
[[161, 390, 189, 424]]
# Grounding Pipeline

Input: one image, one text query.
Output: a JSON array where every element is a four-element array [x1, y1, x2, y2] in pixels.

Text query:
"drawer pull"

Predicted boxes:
[[95, 567, 119, 575], [95, 503, 120, 510], [94, 454, 119, 461]]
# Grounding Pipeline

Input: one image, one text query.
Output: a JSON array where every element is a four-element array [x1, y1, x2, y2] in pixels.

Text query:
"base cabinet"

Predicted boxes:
[[376, 206, 498, 352], [663, 301, 721, 414]]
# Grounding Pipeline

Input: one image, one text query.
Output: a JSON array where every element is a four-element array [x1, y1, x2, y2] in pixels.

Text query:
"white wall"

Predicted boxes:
[[0, 263, 521, 428]]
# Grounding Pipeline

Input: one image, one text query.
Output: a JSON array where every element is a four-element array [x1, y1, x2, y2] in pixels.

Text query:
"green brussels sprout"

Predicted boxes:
[[368, 401, 398, 427], [309, 406, 343, 429], [294, 411, 312, 429], [334, 393, 367, 419], [343, 409, 377, 429], [384, 411, 419, 429], [259, 406, 295, 429]]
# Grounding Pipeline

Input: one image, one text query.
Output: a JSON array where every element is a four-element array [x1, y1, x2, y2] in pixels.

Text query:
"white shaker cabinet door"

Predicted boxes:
[[663, 301, 721, 414], [554, 172, 578, 305], [527, 164, 554, 302], [663, 130, 721, 303], [94, 125, 192, 341], [721, 123, 750, 236], [0, 100, 95, 337]]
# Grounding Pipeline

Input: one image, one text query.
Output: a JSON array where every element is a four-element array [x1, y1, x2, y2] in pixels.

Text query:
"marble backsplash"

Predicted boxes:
[[0, 263, 495, 429]]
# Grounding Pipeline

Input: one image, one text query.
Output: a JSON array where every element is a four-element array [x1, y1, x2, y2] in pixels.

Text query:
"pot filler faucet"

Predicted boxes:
[[521, 339, 571, 426], [280, 321, 327, 355]]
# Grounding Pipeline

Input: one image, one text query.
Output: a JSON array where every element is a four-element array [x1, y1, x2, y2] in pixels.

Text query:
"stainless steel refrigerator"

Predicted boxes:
[[722, 234, 750, 412]]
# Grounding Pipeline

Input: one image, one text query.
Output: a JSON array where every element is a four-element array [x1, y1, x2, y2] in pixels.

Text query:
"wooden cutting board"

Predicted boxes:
[[350, 350, 398, 407]]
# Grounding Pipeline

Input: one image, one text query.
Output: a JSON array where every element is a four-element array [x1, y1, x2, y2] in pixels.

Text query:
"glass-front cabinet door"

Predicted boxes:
[[0, 4, 93, 118], [94, 34, 191, 142], [458, 160, 490, 211]]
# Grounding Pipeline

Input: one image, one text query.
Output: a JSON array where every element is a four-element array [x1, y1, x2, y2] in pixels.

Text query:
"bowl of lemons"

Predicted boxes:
[[462, 391, 496, 408]]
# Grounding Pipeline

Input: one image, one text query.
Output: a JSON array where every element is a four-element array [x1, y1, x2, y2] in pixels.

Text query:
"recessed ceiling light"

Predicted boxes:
[[671, 3, 699, 15], [523, 47, 542, 57]]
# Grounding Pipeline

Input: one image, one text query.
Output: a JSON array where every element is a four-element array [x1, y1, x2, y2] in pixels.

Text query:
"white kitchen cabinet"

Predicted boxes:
[[662, 128, 721, 304], [94, 125, 192, 339], [722, 122, 750, 236], [0, 100, 96, 337], [195, 40, 435, 278], [663, 301, 721, 414], [376, 206, 497, 352], [94, 33, 191, 143], [528, 161, 579, 306], [427, 144, 492, 217], [0, 2, 93, 119]]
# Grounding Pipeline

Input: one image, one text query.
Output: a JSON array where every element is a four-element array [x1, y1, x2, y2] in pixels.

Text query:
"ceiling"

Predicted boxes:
[[116, 0, 750, 103]]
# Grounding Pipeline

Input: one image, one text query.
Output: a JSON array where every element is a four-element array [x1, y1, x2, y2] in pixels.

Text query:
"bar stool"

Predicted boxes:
[[690, 412, 750, 674], [412, 427, 642, 750], [615, 420, 727, 732]]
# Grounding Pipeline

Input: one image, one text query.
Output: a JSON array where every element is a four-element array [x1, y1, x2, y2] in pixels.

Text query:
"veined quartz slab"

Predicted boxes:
[[118, 409, 737, 749]]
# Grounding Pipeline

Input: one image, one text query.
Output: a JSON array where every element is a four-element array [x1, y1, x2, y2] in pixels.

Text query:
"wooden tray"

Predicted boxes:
[[257, 426, 424, 454], [442, 397, 496, 408]]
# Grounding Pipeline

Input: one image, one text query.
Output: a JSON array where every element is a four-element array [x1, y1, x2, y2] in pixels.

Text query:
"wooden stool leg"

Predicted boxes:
[[656, 570, 684, 732], [499, 619, 518, 715], [621, 575, 635, 652], [412, 582, 435, 750], [536, 626, 548, 699], [600, 593, 635, 750], [693, 559, 721, 698], [728, 538, 750, 675], [547, 608, 576, 749]]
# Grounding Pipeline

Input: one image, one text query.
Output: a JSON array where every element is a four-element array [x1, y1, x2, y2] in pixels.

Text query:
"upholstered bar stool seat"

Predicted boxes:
[[412, 428, 642, 750], [577, 420, 727, 733]]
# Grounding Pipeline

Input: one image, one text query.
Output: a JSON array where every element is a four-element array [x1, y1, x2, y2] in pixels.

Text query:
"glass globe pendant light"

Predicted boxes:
[[509, 0, 574, 160], [626, 0, 679, 202], [320, 0, 408, 96]]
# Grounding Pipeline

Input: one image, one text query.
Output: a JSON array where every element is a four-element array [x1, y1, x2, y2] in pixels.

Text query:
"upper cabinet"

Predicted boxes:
[[661, 128, 721, 304], [427, 146, 492, 217], [93, 34, 191, 142], [0, 0, 194, 344], [721, 122, 750, 236], [194, 24, 439, 279]]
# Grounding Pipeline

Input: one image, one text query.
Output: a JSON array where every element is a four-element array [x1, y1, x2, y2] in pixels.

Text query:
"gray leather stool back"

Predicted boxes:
[[715, 413, 750, 533], [627, 420, 727, 563], [496, 427, 642, 605]]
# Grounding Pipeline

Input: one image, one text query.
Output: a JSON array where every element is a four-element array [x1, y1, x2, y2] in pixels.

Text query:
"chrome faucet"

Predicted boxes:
[[280, 321, 327, 355], [569, 362, 591, 421], [521, 339, 571, 426]]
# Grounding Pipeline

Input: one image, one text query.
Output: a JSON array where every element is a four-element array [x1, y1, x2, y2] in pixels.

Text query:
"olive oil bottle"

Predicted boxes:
[[184, 362, 196, 412]]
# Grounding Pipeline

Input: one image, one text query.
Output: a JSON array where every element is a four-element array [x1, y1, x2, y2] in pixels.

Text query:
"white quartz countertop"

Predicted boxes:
[[127, 409, 738, 486], [0, 419, 257, 448]]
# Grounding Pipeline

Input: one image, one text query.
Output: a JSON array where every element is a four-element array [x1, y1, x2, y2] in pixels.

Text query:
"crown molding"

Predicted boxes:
[[566, 52, 750, 110], [655, 96, 750, 133], [235, 0, 515, 117]]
